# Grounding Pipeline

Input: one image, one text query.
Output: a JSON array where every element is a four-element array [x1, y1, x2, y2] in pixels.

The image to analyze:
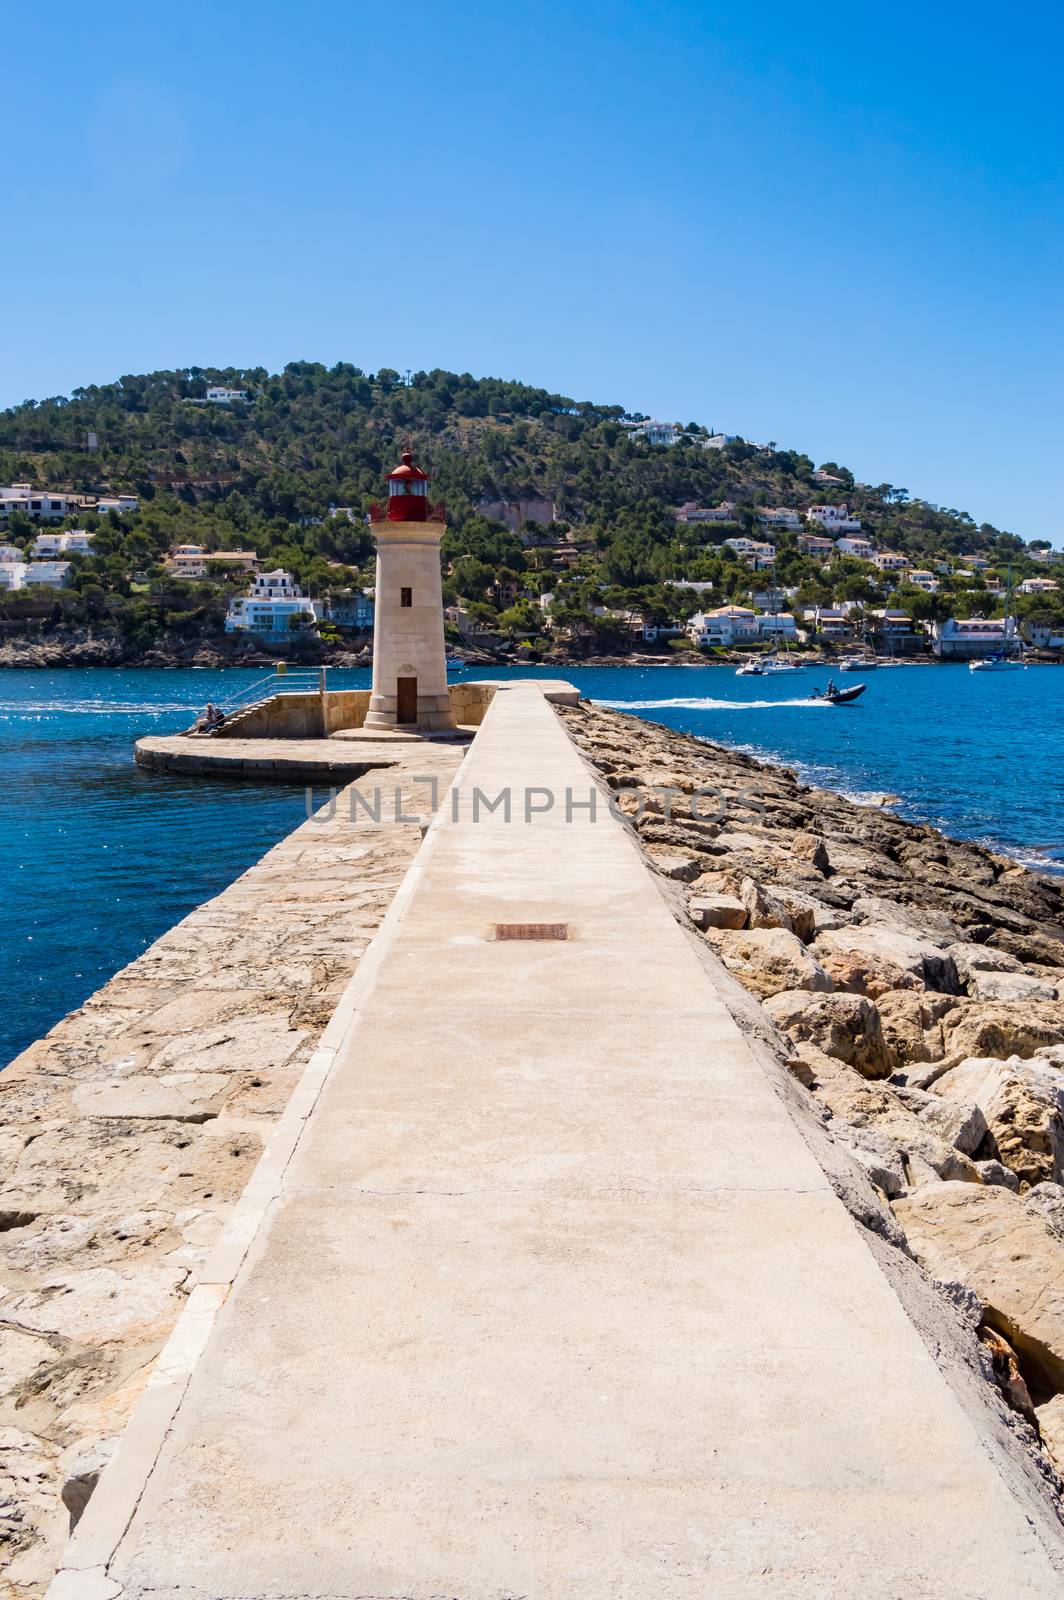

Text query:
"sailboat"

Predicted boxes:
[[970, 569, 1024, 672]]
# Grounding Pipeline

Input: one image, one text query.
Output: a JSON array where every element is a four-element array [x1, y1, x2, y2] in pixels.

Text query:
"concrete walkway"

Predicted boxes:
[[57, 687, 1064, 1597]]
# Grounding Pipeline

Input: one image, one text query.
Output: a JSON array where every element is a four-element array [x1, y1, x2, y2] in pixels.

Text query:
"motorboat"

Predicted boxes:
[[838, 655, 877, 672], [761, 656, 805, 674], [736, 659, 765, 676], [812, 682, 866, 705], [970, 654, 1023, 672]]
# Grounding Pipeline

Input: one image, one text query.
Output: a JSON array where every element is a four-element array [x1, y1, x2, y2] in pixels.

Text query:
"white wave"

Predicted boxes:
[[593, 696, 829, 711], [0, 701, 196, 716]]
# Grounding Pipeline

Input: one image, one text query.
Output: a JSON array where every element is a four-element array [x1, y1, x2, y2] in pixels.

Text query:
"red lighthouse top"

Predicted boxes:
[[381, 450, 431, 521]]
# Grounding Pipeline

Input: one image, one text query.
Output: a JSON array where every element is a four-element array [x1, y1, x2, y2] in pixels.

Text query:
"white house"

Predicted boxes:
[[206, 386, 249, 404], [1025, 622, 1064, 648], [755, 508, 801, 531], [686, 605, 760, 648], [806, 504, 862, 534], [627, 419, 682, 447], [23, 561, 72, 588], [758, 613, 798, 641], [932, 616, 1020, 660], [699, 433, 739, 450], [32, 530, 95, 557], [1029, 546, 1061, 565], [224, 570, 322, 638], [907, 569, 939, 592], [812, 469, 846, 485], [958, 555, 990, 572], [803, 606, 853, 639], [95, 494, 139, 516], [724, 536, 776, 570], [665, 579, 716, 595], [835, 536, 875, 560], [1019, 577, 1059, 595], [0, 485, 86, 522], [873, 551, 909, 573], [0, 544, 24, 563], [0, 562, 27, 590]]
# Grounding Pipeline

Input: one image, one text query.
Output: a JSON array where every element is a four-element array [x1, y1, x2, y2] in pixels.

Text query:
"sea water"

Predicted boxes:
[[0, 662, 1060, 1064]]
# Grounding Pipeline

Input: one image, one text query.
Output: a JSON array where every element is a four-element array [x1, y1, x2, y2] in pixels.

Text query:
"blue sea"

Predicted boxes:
[[0, 662, 1061, 1065]]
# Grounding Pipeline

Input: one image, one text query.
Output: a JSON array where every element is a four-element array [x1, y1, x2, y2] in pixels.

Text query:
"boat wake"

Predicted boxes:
[[594, 696, 830, 712], [0, 701, 197, 717]]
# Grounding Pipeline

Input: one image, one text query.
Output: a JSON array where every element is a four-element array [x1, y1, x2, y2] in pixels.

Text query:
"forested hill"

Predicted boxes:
[[0, 362, 1033, 582], [0, 362, 1057, 662]]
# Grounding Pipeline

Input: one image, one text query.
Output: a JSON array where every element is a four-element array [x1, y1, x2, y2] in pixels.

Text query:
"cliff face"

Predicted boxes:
[[561, 703, 1064, 1476]]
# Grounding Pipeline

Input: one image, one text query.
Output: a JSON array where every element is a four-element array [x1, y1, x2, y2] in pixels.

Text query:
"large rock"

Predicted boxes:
[[966, 970, 1060, 1004], [1, 1265, 187, 1346], [893, 1085, 988, 1155], [939, 999, 1064, 1066], [763, 990, 894, 1078], [800, 1049, 980, 1189], [813, 926, 963, 998], [686, 892, 746, 931], [932, 1056, 1064, 1187], [893, 1182, 1064, 1391], [876, 989, 958, 1067], [706, 927, 833, 998]]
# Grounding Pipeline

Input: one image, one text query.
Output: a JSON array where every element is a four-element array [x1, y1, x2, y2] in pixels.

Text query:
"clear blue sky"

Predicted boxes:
[[6, 0, 1062, 536]]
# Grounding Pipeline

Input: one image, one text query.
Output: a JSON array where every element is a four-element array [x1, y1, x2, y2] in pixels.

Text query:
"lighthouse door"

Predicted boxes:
[[396, 676, 418, 725]]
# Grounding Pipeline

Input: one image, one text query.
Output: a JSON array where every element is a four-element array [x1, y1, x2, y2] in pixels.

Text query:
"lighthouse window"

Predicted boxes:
[[400, 587, 412, 608]]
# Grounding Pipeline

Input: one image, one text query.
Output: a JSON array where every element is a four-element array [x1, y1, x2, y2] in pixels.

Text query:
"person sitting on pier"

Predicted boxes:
[[195, 702, 226, 734]]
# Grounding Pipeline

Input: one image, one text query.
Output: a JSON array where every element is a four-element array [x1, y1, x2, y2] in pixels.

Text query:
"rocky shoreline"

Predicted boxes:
[[561, 701, 1064, 1486]]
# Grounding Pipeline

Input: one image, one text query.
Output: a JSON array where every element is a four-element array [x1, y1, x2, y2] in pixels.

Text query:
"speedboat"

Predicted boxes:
[[969, 653, 1023, 672], [812, 682, 866, 704]]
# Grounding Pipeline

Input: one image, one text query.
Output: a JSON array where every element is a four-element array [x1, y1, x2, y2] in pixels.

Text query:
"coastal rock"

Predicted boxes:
[[978, 1325, 1037, 1424], [813, 926, 963, 997], [1, 1265, 188, 1346], [686, 892, 746, 931], [893, 1182, 1064, 1391], [876, 989, 957, 1066], [976, 1160, 1021, 1192], [1036, 1394, 1064, 1477], [966, 971, 1060, 1004], [931, 1056, 1064, 1188], [892, 1085, 988, 1155], [800, 1049, 980, 1187], [939, 1000, 1064, 1066], [60, 1436, 116, 1529], [706, 927, 833, 999], [762, 990, 893, 1078], [1023, 1182, 1064, 1239], [791, 831, 830, 873]]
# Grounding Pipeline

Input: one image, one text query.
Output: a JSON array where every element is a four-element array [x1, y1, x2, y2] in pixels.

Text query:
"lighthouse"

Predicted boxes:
[[364, 451, 456, 732]]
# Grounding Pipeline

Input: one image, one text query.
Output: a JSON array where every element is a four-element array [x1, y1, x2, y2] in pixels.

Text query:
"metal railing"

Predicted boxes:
[[186, 668, 328, 733]]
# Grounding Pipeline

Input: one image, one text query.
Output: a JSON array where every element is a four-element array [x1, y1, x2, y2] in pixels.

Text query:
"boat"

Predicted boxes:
[[838, 654, 878, 672], [969, 568, 1025, 671], [761, 655, 805, 674], [736, 659, 765, 676], [812, 682, 866, 705]]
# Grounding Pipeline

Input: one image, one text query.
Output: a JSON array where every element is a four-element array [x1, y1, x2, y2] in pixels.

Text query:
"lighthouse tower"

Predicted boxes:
[[364, 451, 456, 732]]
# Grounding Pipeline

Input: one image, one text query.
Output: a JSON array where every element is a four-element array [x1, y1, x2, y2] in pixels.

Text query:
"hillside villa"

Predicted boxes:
[[167, 544, 260, 579], [32, 530, 95, 557], [224, 570, 323, 638], [806, 504, 862, 533], [686, 605, 760, 647]]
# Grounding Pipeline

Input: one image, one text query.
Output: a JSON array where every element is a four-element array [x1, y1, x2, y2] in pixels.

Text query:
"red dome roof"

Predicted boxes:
[[387, 450, 429, 483]]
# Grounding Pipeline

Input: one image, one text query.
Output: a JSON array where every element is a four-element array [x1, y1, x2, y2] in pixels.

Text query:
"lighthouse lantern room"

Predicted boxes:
[[385, 452, 430, 521]]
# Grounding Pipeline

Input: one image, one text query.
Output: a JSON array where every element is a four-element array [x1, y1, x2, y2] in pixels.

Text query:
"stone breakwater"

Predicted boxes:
[[561, 703, 1064, 1480], [0, 749, 462, 1598]]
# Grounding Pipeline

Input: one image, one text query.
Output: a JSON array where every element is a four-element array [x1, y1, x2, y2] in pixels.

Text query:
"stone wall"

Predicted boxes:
[[213, 684, 496, 740]]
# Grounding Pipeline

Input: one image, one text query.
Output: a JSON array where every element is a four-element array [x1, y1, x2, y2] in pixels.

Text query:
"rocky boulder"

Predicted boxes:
[[931, 1055, 1064, 1188], [706, 927, 833, 999], [893, 1182, 1064, 1392], [876, 989, 958, 1067], [763, 990, 894, 1078], [813, 926, 963, 998], [939, 1000, 1064, 1067]]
